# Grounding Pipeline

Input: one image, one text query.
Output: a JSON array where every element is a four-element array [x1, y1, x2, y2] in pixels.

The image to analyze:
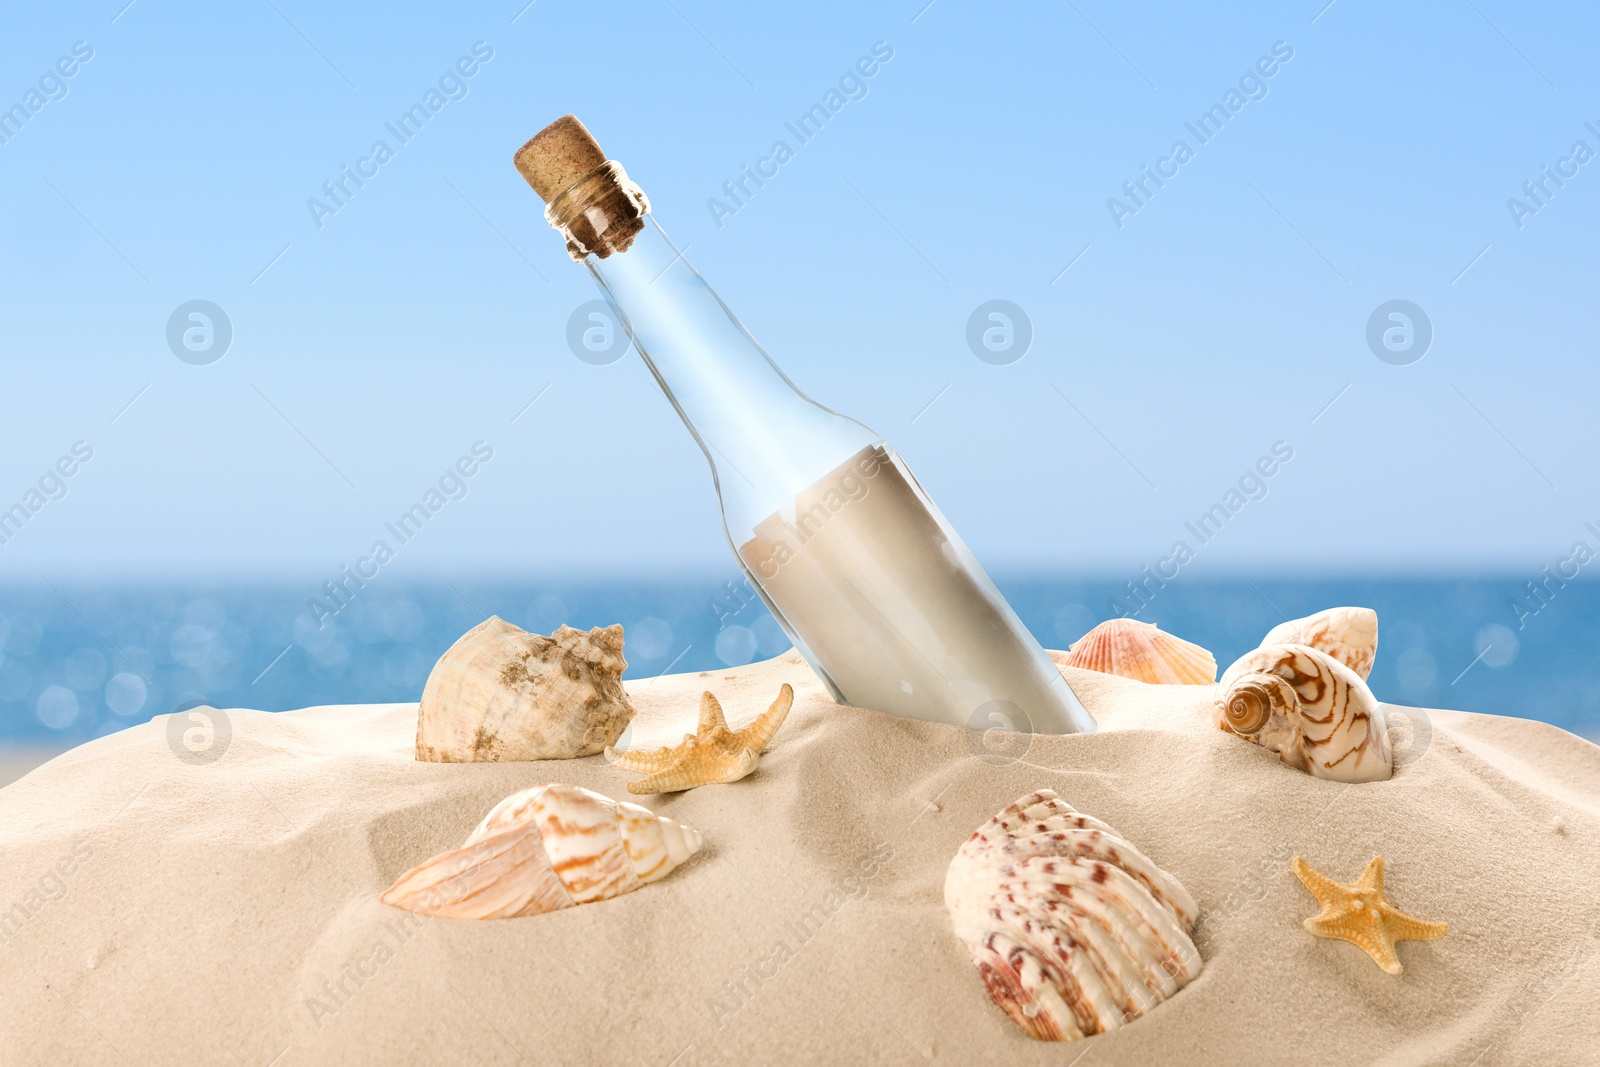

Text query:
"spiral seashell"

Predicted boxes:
[[1214, 644, 1392, 783], [945, 790, 1202, 1042], [1063, 619, 1217, 685], [415, 617, 635, 762], [1261, 606, 1378, 680], [1218, 673, 1296, 735], [381, 783, 702, 919]]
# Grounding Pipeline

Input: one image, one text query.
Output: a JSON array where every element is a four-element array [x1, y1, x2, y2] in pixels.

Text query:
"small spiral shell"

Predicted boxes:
[[1213, 645, 1392, 783], [1220, 675, 1278, 734]]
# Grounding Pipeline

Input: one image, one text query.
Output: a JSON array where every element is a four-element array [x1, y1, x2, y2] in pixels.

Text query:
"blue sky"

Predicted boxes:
[[1, 0, 1596, 582]]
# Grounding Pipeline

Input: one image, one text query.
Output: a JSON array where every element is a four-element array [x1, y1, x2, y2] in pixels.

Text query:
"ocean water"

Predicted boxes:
[[0, 575, 1595, 750]]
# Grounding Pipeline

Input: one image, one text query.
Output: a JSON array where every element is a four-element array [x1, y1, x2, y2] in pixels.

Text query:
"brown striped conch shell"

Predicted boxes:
[[1064, 618, 1217, 685], [415, 617, 635, 762], [380, 783, 701, 919], [944, 789, 1202, 1042], [1214, 644, 1392, 782], [1262, 606, 1379, 680]]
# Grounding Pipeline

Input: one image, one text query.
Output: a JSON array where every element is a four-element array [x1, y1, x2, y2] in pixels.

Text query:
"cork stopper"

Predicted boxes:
[[514, 114, 650, 260], [514, 115, 607, 203]]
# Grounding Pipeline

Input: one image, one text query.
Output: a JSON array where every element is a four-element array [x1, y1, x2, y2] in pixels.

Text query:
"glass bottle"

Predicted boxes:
[[514, 117, 1093, 735]]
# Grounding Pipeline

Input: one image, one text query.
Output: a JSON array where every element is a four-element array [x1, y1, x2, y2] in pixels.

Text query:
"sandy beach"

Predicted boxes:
[[1, 651, 1596, 1065]]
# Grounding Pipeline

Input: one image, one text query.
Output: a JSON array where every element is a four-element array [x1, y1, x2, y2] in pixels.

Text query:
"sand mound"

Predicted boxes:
[[1, 652, 1597, 1065]]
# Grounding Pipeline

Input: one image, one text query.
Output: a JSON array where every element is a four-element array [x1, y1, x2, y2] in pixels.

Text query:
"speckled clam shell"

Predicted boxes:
[[1262, 606, 1379, 680], [380, 783, 702, 919], [1064, 619, 1217, 685], [1214, 643, 1392, 783], [944, 790, 1202, 1042], [415, 617, 635, 762]]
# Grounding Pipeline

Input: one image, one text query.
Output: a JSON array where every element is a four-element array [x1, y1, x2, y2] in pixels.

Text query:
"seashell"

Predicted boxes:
[[1262, 606, 1378, 680], [380, 783, 701, 919], [415, 617, 635, 762], [1214, 644, 1392, 783], [944, 789, 1202, 1042], [1064, 618, 1217, 685], [607, 684, 792, 794]]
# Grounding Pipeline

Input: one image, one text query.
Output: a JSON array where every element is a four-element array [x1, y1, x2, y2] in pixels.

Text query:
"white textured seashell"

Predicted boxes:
[[415, 617, 635, 762], [1064, 619, 1216, 685], [944, 789, 1202, 1042], [1262, 606, 1379, 680], [1214, 643, 1392, 783], [380, 783, 702, 919]]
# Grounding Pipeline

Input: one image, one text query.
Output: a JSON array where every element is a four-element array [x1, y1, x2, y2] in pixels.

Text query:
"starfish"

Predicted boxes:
[[1292, 855, 1447, 975], [606, 684, 793, 794]]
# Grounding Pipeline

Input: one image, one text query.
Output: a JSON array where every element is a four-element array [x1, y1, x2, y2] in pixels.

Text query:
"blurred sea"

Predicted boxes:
[[1, 576, 1595, 751]]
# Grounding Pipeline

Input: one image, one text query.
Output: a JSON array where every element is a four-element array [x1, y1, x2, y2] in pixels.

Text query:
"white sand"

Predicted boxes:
[[1, 652, 1597, 1065]]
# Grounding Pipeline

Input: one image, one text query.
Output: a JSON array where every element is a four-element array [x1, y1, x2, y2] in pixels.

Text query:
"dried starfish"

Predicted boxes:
[[1292, 855, 1448, 975], [606, 684, 793, 794]]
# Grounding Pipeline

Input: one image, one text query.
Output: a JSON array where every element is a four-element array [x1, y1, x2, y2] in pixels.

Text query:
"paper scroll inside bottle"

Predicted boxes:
[[738, 445, 1090, 732]]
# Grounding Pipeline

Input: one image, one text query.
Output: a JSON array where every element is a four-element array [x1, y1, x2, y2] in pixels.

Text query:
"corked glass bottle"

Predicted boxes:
[[514, 115, 1093, 736]]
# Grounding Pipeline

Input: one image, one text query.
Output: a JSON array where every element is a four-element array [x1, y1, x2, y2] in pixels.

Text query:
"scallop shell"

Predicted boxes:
[[1262, 606, 1378, 680], [380, 783, 701, 919], [1214, 643, 1392, 783], [415, 616, 635, 762], [944, 789, 1202, 1042], [1064, 618, 1217, 685]]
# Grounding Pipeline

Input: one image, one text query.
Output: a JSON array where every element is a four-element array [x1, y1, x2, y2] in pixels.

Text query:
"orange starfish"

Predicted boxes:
[[1292, 855, 1448, 975], [606, 684, 792, 794]]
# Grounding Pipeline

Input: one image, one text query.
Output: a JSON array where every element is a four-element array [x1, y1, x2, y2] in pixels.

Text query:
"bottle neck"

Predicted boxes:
[[544, 161, 650, 260], [578, 213, 876, 526]]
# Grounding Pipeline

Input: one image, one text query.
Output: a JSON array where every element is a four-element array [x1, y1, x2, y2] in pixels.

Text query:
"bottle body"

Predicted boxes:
[[734, 441, 1093, 734], [583, 217, 1092, 734]]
